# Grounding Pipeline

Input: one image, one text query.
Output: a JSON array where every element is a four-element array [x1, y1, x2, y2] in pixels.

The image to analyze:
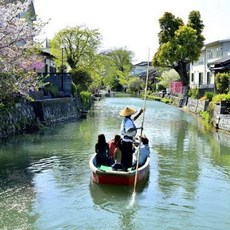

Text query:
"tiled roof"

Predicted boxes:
[[138, 69, 160, 78], [204, 38, 230, 47], [133, 61, 152, 67], [208, 56, 230, 65]]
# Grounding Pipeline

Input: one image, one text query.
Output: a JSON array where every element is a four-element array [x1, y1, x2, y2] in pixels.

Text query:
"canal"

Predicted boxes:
[[0, 97, 230, 230]]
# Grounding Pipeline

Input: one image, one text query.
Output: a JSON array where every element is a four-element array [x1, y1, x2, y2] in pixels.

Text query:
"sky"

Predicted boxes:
[[33, 0, 230, 64]]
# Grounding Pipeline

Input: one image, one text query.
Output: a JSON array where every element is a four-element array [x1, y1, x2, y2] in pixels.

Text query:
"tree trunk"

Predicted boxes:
[[174, 61, 190, 107]]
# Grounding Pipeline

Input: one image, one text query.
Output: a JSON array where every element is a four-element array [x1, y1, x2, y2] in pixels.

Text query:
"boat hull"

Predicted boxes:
[[89, 153, 150, 186]]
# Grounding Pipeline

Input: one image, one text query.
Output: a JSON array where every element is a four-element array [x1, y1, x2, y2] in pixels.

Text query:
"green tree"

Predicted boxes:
[[127, 77, 141, 94], [106, 48, 133, 72], [99, 48, 134, 91], [96, 53, 119, 90], [157, 69, 180, 89], [86, 54, 105, 93], [71, 68, 93, 92], [50, 26, 101, 71], [215, 72, 230, 94], [158, 12, 184, 44], [153, 11, 205, 91]]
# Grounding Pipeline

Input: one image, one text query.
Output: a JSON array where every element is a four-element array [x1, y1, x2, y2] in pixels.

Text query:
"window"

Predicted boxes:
[[191, 73, 194, 82], [207, 72, 210, 85], [194, 55, 204, 65], [199, 72, 203, 85], [216, 47, 222, 57], [207, 50, 212, 59]]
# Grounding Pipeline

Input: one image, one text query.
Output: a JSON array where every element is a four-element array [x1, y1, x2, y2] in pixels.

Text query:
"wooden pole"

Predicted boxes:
[[133, 50, 150, 193]]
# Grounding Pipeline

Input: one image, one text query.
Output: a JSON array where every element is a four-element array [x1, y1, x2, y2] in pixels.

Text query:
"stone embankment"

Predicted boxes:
[[185, 98, 230, 132], [0, 97, 82, 139]]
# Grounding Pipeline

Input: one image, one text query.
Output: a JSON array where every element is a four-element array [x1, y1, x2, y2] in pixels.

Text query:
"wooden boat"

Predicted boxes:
[[89, 153, 150, 186]]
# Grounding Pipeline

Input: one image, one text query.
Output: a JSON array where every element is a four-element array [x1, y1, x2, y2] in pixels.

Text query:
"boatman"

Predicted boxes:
[[119, 107, 143, 171]]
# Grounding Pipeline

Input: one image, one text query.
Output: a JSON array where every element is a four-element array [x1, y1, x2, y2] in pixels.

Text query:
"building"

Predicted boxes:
[[37, 39, 57, 74], [190, 39, 230, 91], [208, 55, 230, 74], [130, 61, 160, 91], [130, 62, 154, 76], [130, 61, 159, 79]]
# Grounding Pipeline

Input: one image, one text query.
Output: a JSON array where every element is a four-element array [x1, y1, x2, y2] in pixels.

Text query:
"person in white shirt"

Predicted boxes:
[[132, 135, 150, 169], [119, 107, 143, 171]]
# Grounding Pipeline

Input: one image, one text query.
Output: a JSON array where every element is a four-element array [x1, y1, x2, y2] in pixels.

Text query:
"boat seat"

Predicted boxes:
[[98, 165, 113, 171], [98, 165, 132, 172]]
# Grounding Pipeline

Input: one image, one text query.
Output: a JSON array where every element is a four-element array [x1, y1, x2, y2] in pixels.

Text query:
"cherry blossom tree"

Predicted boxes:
[[0, 0, 45, 106]]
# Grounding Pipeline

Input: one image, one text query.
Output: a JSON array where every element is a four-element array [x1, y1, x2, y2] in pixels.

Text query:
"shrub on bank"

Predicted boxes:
[[212, 93, 229, 103], [188, 87, 199, 99], [80, 91, 92, 109], [204, 91, 215, 102]]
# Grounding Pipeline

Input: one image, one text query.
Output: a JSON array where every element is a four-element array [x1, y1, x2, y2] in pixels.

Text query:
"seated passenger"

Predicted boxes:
[[132, 135, 150, 169], [112, 139, 125, 171], [108, 134, 121, 157], [95, 134, 110, 166]]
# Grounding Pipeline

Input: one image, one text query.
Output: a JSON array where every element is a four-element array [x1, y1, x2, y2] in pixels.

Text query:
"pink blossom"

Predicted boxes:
[[0, 0, 46, 100]]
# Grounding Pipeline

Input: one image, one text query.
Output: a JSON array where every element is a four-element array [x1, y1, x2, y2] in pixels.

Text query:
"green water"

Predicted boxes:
[[0, 97, 230, 230]]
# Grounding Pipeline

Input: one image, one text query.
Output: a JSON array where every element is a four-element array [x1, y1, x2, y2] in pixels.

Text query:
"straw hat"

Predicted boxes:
[[119, 107, 137, 117]]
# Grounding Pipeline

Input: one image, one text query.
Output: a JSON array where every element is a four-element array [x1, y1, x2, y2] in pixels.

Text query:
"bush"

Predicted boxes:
[[204, 91, 215, 101], [212, 94, 228, 103], [215, 72, 230, 94], [127, 77, 141, 94], [80, 91, 91, 109], [161, 97, 171, 104], [188, 87, 199, 99], [44, 83, 59, 97], [226, 91, 230, 102], [71, 82, 78, 95], [71, 69, 93, 92], [200, 111, 211, 122], [157, 84, 166, 91]]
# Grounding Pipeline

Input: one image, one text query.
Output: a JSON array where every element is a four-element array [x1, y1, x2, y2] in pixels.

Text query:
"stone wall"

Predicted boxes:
[[212, 104, 230, 132], [186, 98, 209, 114], [0, 97, 81, 138], [0, 103, 36, 138], [217, 114, 230, 132], [185, 98, 230, 133], [170, 95, 183, 107], [32, 97, 81, 124]]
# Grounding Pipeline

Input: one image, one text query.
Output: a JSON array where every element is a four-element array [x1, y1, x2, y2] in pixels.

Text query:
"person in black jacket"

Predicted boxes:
[[95, 134, 110, 166]]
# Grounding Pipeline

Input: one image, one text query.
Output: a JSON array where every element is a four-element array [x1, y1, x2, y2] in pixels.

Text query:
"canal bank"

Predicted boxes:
[[185, 97, 230, 132], [1, 93, 229, 139], [168, 95, 230, 133], [0, 97, 83, 139]]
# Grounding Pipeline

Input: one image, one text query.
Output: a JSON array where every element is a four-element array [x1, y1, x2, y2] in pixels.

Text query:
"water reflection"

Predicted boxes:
[[0, 97, 230, 229], [89, 176, 149, 229], [0, 167, 36, 229], [210, 131, 230, 178], [155, 117, 200, 200], [89, 173, 150, 205]]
